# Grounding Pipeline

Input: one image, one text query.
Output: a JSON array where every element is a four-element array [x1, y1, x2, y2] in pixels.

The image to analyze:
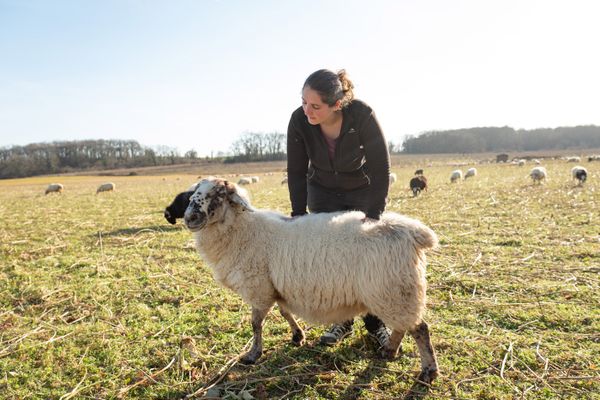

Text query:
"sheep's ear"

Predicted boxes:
[[225, 181, 252, 211]]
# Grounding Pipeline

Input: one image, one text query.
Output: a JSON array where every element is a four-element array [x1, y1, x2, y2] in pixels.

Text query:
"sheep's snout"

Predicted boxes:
[[164, 209, 176, 225], [184, 208, 206, 231]]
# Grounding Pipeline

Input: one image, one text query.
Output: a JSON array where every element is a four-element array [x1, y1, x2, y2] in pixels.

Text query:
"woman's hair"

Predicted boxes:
[[303, 69, 355, 108]]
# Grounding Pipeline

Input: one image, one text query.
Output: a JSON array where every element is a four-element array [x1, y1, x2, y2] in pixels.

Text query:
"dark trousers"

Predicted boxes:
[[307, 182, 386, 334]]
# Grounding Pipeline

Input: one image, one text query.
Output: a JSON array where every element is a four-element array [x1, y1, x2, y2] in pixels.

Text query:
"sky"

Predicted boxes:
[[1, 0, 599, 156]]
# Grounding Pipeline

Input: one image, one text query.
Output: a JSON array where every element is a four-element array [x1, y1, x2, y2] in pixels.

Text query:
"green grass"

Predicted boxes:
[[1, 161, 599, 399]]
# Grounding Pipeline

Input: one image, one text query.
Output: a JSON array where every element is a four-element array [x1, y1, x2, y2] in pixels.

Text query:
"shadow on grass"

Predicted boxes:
[[184, 335, 434, 400], [97, 224, 184, 237]]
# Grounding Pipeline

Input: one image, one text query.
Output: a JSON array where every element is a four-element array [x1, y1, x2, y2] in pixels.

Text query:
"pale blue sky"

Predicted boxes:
[[1, 0, 599, 156]]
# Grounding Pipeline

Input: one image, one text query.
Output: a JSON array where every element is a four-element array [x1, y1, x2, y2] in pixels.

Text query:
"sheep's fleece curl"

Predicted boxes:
[[184, 177, 440, 383]]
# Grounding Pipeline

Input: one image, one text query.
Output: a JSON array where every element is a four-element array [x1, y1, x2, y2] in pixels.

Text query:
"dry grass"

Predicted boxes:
[[0, 158, 598, 399]]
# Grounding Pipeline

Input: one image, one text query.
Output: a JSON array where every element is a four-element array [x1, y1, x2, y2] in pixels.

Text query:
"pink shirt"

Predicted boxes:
[[322, 133, 337, 160]]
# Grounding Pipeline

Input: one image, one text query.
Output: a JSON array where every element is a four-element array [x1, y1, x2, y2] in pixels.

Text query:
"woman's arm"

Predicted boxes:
[[360, 111, 391, 219], [287, 117, 309, 216]]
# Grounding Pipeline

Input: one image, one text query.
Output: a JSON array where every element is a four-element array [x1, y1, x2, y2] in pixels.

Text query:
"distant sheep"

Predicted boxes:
[[571, 166, 588, 184], [389, 172, 397, 185], [530, 167, 547, 184], [567, 156, 581, 163], [281, 176, 288, 185], [251, 176, 260, 183], [532, 159, 541, 165], [464, 168, 477, 179], [183, 178, 440, 383], [96, 182, 115, 194], [588, 155, 600, 162], [238, 177, 252, 185], [450, 170, 463, 183], [409, 175, 428, 197], [414, 169, 424, 176], [518, 159, 526, 166], [45, 183, 64, 195]]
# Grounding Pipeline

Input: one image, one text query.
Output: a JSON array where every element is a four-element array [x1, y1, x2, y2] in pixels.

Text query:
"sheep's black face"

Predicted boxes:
[[164, 209, 177, 225], [184, 179, 229, 232]]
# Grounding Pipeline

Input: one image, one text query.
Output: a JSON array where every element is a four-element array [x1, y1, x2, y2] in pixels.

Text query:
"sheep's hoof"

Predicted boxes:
[[380, 345, 402, 360], [417, 367, 439, 384], [239, 352, 260, 365], [292, 330, 305, 346]]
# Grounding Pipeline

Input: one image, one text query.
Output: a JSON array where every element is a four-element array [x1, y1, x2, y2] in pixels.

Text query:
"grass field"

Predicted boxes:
[[1, 159, 599, 399]]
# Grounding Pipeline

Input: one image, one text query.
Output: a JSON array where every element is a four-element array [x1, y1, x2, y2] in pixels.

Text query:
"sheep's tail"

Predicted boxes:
[[412, 223, 439, 251]]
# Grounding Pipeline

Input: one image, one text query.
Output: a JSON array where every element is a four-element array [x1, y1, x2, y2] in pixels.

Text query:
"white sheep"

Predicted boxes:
[[567, 156, 581, 163], [450, 170, 463, 183], [530, 167, 547, 184], [238, 177, 252, 185], [571, 166, 588, 184], [281, 176, 288, 185], [464, 167, 477, 179], [251, 176, 260, 183], [45, 183, 64, 195], [389, 172, 397, 185], [183, 178, 440, 383], [96, 182, 115, 194]]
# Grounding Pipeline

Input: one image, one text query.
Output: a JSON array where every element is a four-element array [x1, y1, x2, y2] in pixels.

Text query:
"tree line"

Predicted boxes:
[[400, 125, 600, 154], [0, 139, 194, 179]]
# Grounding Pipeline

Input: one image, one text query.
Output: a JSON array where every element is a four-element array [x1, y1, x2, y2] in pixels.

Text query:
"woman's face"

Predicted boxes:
[[302, 87, 339, 125]]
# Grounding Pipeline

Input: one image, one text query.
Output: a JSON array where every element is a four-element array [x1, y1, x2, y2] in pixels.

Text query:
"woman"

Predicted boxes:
[[286, 68, 391, 348]]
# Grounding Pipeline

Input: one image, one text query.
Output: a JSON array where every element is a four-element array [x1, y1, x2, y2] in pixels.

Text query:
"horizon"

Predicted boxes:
[[1, 0, 599, 156]]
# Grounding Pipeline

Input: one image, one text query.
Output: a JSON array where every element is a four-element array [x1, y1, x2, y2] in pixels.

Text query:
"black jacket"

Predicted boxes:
[[287, 99, 390, 219]]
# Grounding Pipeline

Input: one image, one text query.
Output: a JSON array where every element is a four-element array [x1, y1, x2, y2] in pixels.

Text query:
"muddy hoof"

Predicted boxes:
[[417, 367, 439, 384], [292, 331, 305, 346], [239, 353, 259, 365]]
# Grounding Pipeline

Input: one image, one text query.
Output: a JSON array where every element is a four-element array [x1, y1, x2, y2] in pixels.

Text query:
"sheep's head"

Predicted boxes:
[[184, 178, 251, 232]]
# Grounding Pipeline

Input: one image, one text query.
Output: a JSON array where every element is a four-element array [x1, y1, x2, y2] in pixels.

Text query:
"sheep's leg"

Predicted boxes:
[[382, 330, 405, 359], [409, 321, 439, 384], [278, 305, 305, 346], [240, 307, 270, 365]]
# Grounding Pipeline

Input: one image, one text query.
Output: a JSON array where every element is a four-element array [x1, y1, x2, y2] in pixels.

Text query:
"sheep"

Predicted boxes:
[[389, 172, 397, 185], [464, 167, 477, 179], [518, 159, 526, 166], [450, 170, 463, 183], [96, 182, 115, 194], [251, 176, 260, 183], [183, 178, 440, 383], [567, 156, 581, 163], [530, 167, 547, 184], [588, 155, 600, 162], [238, 177, 252, 185], [414, 169, 424, 176], [45, 183, 64, 195], [281, 176, 288, 185], [164, 190, 194, 224], [409, 175, 428, 197], [571, 166, 588, 184], [532, 159, 541, 165]]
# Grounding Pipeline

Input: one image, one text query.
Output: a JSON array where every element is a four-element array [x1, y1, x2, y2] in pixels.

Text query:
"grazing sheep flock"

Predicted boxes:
[[45, 183, 64, 195], [183, 177, 440, 383]]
